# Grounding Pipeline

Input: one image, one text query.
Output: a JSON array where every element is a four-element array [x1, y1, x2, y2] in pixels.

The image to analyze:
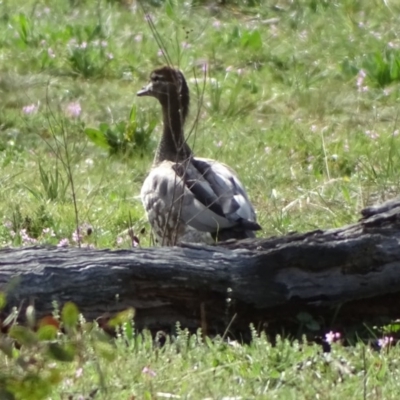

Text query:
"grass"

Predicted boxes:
[[1, 303, 400, 400], [2, 0, 400, 247], [1, 0, 400, 398]]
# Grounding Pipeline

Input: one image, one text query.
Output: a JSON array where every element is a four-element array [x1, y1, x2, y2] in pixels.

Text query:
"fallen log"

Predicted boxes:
[[1, 197, 400, 335]]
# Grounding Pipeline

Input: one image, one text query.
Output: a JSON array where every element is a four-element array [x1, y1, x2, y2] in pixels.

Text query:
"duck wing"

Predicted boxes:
[[142, 161, 233, 234], [173, 157, 261, 233]]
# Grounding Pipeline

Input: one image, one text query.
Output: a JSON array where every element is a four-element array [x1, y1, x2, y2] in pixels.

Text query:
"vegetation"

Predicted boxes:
[[1, 301, 400, 399], [1, 0, 400, 398]]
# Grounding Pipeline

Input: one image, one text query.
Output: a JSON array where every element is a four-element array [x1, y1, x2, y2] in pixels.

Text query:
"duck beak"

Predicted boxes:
[[137, 82, 153, 97]]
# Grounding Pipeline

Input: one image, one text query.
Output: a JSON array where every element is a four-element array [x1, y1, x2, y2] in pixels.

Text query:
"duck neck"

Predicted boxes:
[[154, 98, 192, 163]]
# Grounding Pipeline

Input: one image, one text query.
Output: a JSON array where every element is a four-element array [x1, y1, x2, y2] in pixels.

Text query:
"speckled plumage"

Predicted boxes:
[[138, 66, 261, 246]]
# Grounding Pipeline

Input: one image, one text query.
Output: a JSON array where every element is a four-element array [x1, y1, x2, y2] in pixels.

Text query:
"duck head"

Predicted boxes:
[[137, 66, 190, 121]]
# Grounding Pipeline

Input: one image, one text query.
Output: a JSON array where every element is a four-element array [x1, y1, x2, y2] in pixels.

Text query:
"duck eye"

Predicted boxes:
[[152, 75, 160, 82]]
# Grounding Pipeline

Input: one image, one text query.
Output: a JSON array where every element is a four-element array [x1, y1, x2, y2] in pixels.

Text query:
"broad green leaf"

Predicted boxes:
[[18, 374, 52, 399], [296, 312, 313, 323], [91, 329, 112, 343], [9, 325, 38, 347], [48, 368, 62, 385], [99, 122, 109, 133], [242, 30, 262, 51], [17, 13, 30, 44], [0, 292, 6, 310], [270, 369, 281, 379], [47, 342, 75, 362], [108, 308, 135, 328], [306, 320, 321, 331], [165, 0, 175, 19], [149, 118, 157, 132], [61, 302, 79, 330], [94, 341, 116, 361], [382, 321, 400, 334], [37, 324, 58, 341], [116, 121, 126, 134], [124, 320, 134, 342], [0, 336, 14, 358], [84, 128, 110, 149]]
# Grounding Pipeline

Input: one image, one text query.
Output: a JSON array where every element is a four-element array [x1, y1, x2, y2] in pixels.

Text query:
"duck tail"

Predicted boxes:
[[212, 220, 261, 242]]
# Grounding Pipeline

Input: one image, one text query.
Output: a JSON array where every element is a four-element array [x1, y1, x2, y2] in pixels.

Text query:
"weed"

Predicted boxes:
[[85, 105, 157, 156], [23, 162, 69, 202], [362, 50, 400, 88]]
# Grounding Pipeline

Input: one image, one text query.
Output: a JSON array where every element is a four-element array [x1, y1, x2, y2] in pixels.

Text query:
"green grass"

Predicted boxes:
[[2, 0, 400, 398], [1, 0, 400, 247], [1, 304, 400, 400]]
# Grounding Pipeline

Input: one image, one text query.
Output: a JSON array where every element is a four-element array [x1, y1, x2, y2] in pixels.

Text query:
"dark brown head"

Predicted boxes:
[[137, 66, 190, 122]]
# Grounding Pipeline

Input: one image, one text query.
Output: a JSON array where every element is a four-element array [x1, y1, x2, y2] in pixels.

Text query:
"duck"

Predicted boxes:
[[137, 66, 261, 246]]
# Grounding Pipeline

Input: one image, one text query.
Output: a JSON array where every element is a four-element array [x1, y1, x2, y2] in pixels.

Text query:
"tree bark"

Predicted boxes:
[[1, 197, 400, 334]]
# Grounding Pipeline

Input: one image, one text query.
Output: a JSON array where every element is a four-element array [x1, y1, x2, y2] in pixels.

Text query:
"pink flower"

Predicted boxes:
[[72, 223, 92, 244], [72, 229, 82, 244], [365, 130, 379, 140], [325, 331, 341, 344], [225, 65, 243, 75], [22, 103, 39, 115], [131, 234, 139, 247], [65, 102, 81, 118], [378, 336, 393, 349], [47, 47, 55, 58], [3, 221, 12, 229], [19, 229, 37, 245], [212, 20, 222, 29], [299, 30, 308, 41], [68, 38, 77, 47], [57, 238, 70, 247], [42, 227, 55, 237], [142, 366, 156, 377], [75, 368, 83, 378]]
